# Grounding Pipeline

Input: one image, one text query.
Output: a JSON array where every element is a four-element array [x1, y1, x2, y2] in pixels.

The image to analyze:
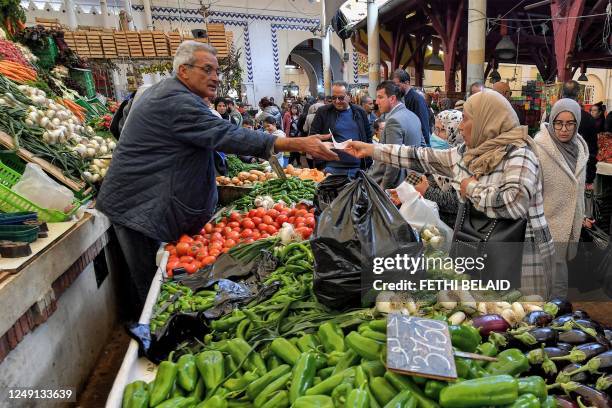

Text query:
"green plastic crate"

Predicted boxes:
[[35, 37, 59, 70], [70, 68, 96, 98], [0, 225, 39, 243], [0, 151, 25, 174], [0, 161, 85, 222]]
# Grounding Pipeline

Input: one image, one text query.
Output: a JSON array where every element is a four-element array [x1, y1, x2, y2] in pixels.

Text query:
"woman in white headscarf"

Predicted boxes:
[[430, 109, 464, 149], [534, 98, 589, 296]]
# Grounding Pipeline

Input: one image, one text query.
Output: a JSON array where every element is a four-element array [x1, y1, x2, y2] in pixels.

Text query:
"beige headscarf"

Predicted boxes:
[[462, 90, 530, 177]]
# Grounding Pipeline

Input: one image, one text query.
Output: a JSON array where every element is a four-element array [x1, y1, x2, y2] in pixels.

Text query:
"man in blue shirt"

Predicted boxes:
[[392, 69, 431, 145], [310, 81, 373, 177]]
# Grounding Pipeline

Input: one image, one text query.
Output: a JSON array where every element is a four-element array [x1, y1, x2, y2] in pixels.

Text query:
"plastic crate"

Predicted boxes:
[[0, 151, 25, 174], [0, 225, 39, 243], [70, 68, 96, 98], [0, 161, 85, 222], [35, 37, 59, 70], [0, 211, 37, 225]]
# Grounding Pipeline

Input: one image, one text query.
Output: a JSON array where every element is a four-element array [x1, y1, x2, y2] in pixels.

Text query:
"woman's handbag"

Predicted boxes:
[[450, 201, 527, 285]]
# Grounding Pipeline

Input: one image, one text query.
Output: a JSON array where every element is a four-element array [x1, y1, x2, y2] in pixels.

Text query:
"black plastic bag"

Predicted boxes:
[[311, 171, 422, 310], [568, 225, 610, 294], [314, 175, 351, 216]]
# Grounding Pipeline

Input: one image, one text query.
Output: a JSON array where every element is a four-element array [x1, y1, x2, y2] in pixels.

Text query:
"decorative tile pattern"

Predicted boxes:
[[271, 23, 319, 84], [352, 51, 359, 84]]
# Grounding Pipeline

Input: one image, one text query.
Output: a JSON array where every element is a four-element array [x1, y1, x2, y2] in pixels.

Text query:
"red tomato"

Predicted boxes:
[[196, 251, 207, 261], [165, 244, 176, 252], [166, 260, 179, 272], [209, 248, 221, 257], [276, 214, 288, 224], [202, 256, 216, 265], [296, 203, 309, 210], [295, 223, 306, 228], [309, 208, 315, 214], [296, 227, 313, 239], [176, 242, 191, 257], [229, 212, 242, 222], [179, 262, 197, 274], [224, 239, 237, 248], [273, 222, 281, 229], [200, 238, 209, 247], [280, 209, 290, 216], [211, 232, 223, 242], [216, 222, 226, 229], [232, 227, 241, 233], [179, 234, 194, 243], [244, 238, 255, 244], [222, 247, 230, 253], [260, 233, 270, 238], [273, 203, 285, 211], [296, 209, 308, 217], [193, 234, 204, 242], [252, 231, 261, 240], [288, 209, 297, 217], [228, 221, 240, 229], [240, 229, 253, 238], [267, 209, 280, 219], [248, 209, 258, 218], [294, 217, 306, 225], [227, 231, 240, 241], [257, 223, 268, 232], [213, 227, 224, 233], [223, 226, 233, 236], [179, 256, 194, 263], [267, 225, 278, 234], [262, 215, 274, 225], [255, 208, 266, 218], [252, 217, 263, 226], [305, 217, 316, 228], [242, 218, 255, 229], [288, 217, 296, 224]]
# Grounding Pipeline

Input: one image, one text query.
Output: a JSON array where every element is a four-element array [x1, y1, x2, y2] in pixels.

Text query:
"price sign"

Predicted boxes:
[[386, 313, 457, 380]]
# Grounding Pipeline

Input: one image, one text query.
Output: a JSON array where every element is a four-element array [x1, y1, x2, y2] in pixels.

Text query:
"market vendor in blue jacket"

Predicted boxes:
[[97, 41, 337, 315]]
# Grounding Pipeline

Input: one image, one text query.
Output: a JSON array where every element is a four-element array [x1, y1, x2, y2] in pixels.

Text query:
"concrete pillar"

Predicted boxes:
[[321, 0, 332, 95], [142, 0, 153, 30], [100, 0, 112, 29], [367, 0, 380, 97], [64, 0, 78, 30], [466, 0, 486, 97]]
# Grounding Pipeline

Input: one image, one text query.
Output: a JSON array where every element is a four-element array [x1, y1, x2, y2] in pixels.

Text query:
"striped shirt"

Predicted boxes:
[[374, 143, 556, 297]]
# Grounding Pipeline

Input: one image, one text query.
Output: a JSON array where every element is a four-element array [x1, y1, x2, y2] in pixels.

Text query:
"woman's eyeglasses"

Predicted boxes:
[[552, 121, 577, 131]]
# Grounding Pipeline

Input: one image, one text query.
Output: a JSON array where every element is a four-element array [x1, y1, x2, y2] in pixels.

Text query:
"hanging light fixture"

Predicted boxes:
[[285, 55, 298, 69], [489, 68, 502, 83], [577, 63, 588, 81], [495, 20, 517, 61], [426, 39, 444, 70]]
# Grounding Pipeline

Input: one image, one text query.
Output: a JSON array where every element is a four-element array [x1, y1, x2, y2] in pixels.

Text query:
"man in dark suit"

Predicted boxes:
[[392, 69, 431, 145]]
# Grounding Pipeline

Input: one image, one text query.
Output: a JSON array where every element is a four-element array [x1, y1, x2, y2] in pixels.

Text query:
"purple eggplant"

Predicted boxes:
[[576, 342, 609, 361], [604, 329, 612, 343], [565, 383, 612, 408], [472, 314, 510, 336], [523, 310, 554, 327], [513, 327, 559, 349], [574, 318, 603, 333], [553, 314, 575, 326], [572, 310, 590, 319], [548, 298, 573, 315], [557, 342, 574, 351], [591, 349, 612, 372], [559, 329, 591, 344], [557, 363, 589, 383], [554, 397, 578, 408], [543, 346, 571, 358]]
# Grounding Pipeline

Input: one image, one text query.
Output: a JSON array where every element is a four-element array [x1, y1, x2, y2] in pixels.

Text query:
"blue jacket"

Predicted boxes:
[[403, 88, 431, 145], [97, 77, 275, 241]]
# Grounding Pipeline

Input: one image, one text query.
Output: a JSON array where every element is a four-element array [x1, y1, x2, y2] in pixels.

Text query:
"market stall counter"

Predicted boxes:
[[0, 211, 121, 406]]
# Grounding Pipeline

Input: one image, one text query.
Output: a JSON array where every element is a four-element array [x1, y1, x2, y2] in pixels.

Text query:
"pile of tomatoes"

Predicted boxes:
[[165, 203, 316, 275]]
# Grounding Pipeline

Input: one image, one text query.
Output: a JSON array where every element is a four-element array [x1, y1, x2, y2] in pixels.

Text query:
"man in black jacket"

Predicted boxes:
[[563, 80, 598, 188], [310, 81, 372, 176], [392, 69, 431, 145]]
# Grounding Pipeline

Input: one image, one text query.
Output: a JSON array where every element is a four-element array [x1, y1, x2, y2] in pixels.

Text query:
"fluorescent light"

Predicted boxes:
[[285, 65, 298, 69]]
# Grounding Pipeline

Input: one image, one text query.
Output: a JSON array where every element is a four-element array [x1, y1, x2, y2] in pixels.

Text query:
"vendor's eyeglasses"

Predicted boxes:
[[552, 121, 577, 131], [331, 95, 347, 101], [186, 64, 220, 76]]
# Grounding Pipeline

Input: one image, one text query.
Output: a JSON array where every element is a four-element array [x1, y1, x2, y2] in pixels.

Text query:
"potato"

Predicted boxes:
[[248, 174, 259, 182]]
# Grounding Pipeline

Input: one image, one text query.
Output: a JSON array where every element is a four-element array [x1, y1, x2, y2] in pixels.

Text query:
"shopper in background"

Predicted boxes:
[[302, 101, 325, 168], [214, 97, 230, 121], [438, 97, 454, 111], [226, 98, 243, 127], [360, 95, 377, 129], [97, 41, 337, 316], [563, 80, 598, 190], [283, 103, 303, 167], [469, 81, 485, 95], [423, 92, 436, 132], [256, 97, 282, 128], [534, 98, 589, 296], [345, 90, 555, 296], [262, 116, 287, 166], [591, 101, 606, 134], [492, 82, 512, 101], [392, 69, 431, 145], [325, 95, 333, 105], [310, 80, 372, 177], [454, 99, 465, 111], [372, 118, 385, 142], [368, 81, 424, 189]]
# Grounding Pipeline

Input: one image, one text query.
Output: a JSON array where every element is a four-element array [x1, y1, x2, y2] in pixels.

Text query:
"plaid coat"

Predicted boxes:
[[374, 143, 556, 297]]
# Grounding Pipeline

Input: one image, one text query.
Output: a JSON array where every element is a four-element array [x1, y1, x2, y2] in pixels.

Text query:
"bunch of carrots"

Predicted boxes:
[[0, 60, 36, 82], [58, 98, 86, 122]]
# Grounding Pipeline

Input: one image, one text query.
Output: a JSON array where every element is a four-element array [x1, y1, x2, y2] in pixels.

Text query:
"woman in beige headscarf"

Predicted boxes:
[[346, 90, 555, 296]]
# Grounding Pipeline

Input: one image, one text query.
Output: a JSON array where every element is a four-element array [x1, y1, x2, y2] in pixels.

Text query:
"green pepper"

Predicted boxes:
[[334, 349, 360, 374], [424, 380, 448, 401], [540, 396, 556, 408], [384, 372, 441, 408], [361, 360, 386, 380], [361, 329, 387, 343], [449, 325, 482, 353], [196, 351, 225, 393], [346, 332, 382, 361], [367, 384, 382, 408], [370, 377, 397, 406], [369, 319, 387, 333], [270, 337, 301, 365], [318, 366, 335, 380], [253, 373, 291, 407], [224, 377, 248, 392], [346, 386, 370, 408], [123, 382, 136, 408], [189, 378, 205, 403], [289, 352, 317, 403], [293, 395, 334, 408], [358, 322, 370, 334], [354, 366, 367, 388], [227, 338, 267, 375], [149, 354, 178, 407], [503, 393, 540, 408], [315, 354, 328, 370], [486, 349, 530, 377], [266, 355, 281, 371], [306, 371, 347, 395], [196, 395, 228, 408], [225, 355, 240, 378], [297, 334, 320, 353], [211, 311, 246, 331], [326, 351, 345, 366], [246, 364, 291, 400], [123, 381, 148, 408], [454, 358, 472, 379], [332, 383, 353, 407], [439, 375, 518, 408], [259, 390, 289, 408], [319, 322, 345, 353], [177, 354, 198, 392], [158, 396, 199, 408], [467, 362, 488, 379], [227, 400, 253, 408], [384, 390, 417, 408], [171, 382, 186, 398], [412, 376, 428, 385], [517, 376, 547, 401]]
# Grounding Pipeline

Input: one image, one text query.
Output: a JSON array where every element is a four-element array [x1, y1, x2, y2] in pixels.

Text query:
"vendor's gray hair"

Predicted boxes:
[[173, 41, 217, 73]]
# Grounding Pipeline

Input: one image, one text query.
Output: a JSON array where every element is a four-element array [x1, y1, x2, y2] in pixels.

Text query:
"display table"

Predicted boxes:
[[0, 211, 118, 406]]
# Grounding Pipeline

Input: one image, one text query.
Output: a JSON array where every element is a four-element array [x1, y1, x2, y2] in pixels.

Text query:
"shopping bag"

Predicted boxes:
[[313, 174, 351, 216], [311, 171, 422, 309], [584, 190, 601, 221]]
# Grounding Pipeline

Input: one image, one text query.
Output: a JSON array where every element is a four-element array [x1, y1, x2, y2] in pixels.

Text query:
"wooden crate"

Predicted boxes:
[[126, 32, 143, 57], [153, 31, 169, 56], [87, 32, 104, 58], [73, 31, 90, 57], [35, 17, 62, 30], [113, 31, 130, 57], [206, 23, 228, 57], [139, 31, 156, 57], [63, 31, 76, 50], [100, 33, 117, 58], [168, 32, 182, 56]]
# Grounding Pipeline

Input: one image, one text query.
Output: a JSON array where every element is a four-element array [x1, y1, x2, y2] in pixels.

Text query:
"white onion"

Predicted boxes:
[[39, 117, 50, 127], [46, 110, 55, 119]]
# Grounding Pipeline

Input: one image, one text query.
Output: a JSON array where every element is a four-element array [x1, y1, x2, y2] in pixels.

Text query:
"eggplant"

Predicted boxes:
[[604, 328, 612, 343], [576, 342, 608, 361], [472, 314, 510, 336], [591, 349, 612, 372], [559, 329, 591, 344], [523, 310, 553, 327], [574, 318, 603, 333], [513, 327, 559, 349], [557, 363, 589, 383], [554, 396, 579, 408], [553, 314, 575, 326], [557, 342, 574, 351], [548, 298, 573, 315], [566, 383, 612, 408], [572, 310, 590, 319], [543, 346, 571, 358]]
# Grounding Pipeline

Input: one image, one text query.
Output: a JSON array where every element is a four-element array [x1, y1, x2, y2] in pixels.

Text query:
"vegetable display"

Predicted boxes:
[[229, 177, 316, 212], [283, 164, 327, 182]]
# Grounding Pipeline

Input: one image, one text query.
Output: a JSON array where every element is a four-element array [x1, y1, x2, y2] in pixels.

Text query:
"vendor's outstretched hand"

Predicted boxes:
[[344, 141, 374, 158], [303, 134, 339, 161]]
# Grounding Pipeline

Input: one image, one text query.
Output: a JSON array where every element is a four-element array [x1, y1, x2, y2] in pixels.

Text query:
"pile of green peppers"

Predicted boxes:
[[123, 316, 558, 408], [230, 178, 316, 212], [150, 282, 217, 332]]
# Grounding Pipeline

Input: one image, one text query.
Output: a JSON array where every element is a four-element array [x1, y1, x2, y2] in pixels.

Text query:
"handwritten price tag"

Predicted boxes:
[[386, 314, 457, 380]]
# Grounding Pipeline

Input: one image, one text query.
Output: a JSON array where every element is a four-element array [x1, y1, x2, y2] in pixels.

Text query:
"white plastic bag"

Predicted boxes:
[[12, 163, 74, 211]]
